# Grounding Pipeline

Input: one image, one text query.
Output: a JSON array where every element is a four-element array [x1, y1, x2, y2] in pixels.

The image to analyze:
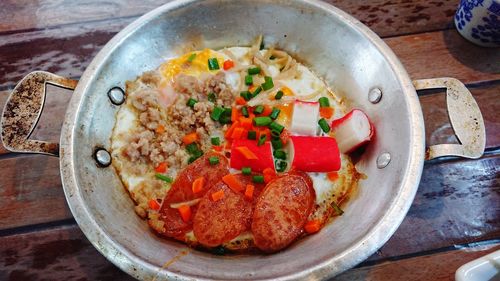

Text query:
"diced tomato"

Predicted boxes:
[[230, 139, 274, 172]]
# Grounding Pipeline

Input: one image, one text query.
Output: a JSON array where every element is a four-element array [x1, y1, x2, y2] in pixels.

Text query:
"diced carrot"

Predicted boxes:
[[148, 199, 160, 211], [231, 107, 240, 122], [235, 97, 246, 105], [248, 85, 257, 93], [304, 220, 322, 234], [155, 124, 165, 134], [223, 60, 234, 70], [178, 205, 192, 222], [212, 145, 223, 152], [244, 184, 255, 201], [235, 146, 259, 160], [231, 127, 245, 140], [225, 121, 240, 139], [320, 107, 334, 119], [222, 174, 243, 192], [263, 167, 276, 183], [239, 117, 253, 130], [327, 171, 339, 181], [211, 189, 225, 201], [192, 176, 205, 194], [182, 132, 199, 145], [155, 162, 168, 173], [261, 105, 273, 116]]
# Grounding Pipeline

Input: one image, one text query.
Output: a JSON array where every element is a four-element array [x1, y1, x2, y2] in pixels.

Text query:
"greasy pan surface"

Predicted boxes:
[[59, 0, 424, 280]]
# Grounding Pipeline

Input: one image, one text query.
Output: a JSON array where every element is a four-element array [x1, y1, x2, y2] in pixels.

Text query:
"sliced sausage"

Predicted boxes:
[[165, 152, 229, 204], [251, 172, 315, 253], [156, 152, 228, 238], [193, 174, 265, 247]]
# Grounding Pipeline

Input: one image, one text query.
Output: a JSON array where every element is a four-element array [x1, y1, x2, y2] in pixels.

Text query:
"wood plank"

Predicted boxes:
[[386, 29, 500, 83], [0, 225, 134, 281], [0, 0, 458, 37], [368, 155, 500, 261], [0, 154, 71, 230], [337, 243, 500, 281], [0, 223, 498, 280]]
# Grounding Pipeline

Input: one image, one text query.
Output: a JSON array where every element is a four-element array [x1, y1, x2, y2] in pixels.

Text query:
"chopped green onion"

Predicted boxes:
[[269, 108, 280, 120], [274, 90, 284, 100], [318, 118, 330, 133], [252, 86, 262, 97], [240, 91, 251, 101], [248, 67, 261, 75], [276, 160, 288, 172], [247, 130, 257, 140], [242, 167, 252, 175], [271, 139, 283, 150], [271, 129, 281, 138], [254, 116, 272, 126], [186, 98, 198, 108], [254, 105, 264, 114], [211, 137, 220, 146], [208, 92, 216, 102], [245, 75, 253, 85], [155, 173, 173, 183], [319, 97, 330, 107], [269, 122, 284, 133], [188, 155, 201, 163], [261, 76, 274, 91], [187, 53, 197, 62], [208, 58, 220, 70], [252, 175, 264, 183], [259, 39, 265, 50], [257, 134, 267, 146], [219, 108, 233, 124], [273, 150, 287, 160], [209, 156, 220, 165], [241, 106, 249, 117], [211, 107, 224, 121], [186, 143, 199, 154]]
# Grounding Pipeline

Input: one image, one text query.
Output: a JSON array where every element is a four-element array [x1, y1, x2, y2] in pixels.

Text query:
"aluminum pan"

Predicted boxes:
[[59, 0, 425, 280]]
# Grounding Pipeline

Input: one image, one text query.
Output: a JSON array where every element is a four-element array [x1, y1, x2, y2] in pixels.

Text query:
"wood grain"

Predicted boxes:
[[0, 0, 459, 37], [369, 155, 500, 261], [0, 225, 134, 281], [337, 243, 500, 281], [0, 154, 71, 230]]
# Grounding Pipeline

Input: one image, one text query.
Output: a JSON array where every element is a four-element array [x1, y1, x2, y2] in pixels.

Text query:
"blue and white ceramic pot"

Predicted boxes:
[[455, 0, 500, 47]]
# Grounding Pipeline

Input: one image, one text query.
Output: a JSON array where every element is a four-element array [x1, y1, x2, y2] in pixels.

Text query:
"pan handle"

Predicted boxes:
[[0, 71, 77, 157], [413, 77, 485, 160]]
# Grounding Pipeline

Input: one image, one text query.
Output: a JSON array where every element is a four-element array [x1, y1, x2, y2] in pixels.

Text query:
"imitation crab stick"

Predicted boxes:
[[290, 136, 341, 172], [331, 109, 374, 153], [230, 139, 274, 172], [290, 100, 320, 136]]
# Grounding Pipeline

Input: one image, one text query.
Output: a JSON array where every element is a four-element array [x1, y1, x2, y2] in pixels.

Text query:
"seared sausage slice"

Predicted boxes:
[[154, 152, 228, 238], [165, 152, 229, 204], [251, 172, 315, 253], [193, 174, 265, 247]]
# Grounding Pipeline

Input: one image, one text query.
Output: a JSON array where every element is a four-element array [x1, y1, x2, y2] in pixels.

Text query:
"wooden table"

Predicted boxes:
[[0, 1, 499, 280]]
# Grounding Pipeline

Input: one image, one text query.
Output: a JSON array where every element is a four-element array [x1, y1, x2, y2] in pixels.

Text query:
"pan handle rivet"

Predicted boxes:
[[95, 148, 112, 167], [368, 88, 382, 104], [377, 152, 391, 168], [108, 87, 125, 105]]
